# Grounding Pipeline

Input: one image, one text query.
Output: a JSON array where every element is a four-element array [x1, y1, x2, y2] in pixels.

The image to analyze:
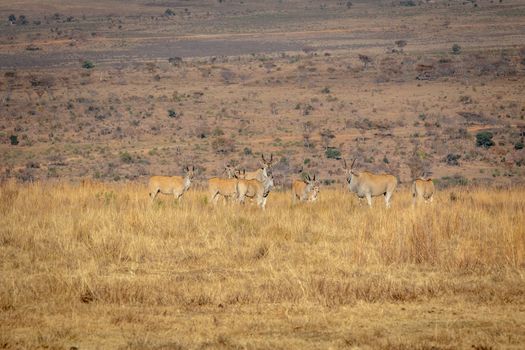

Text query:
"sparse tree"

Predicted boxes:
[[303, 121, 315, 148], [395, 40, 407, 52], [358, 54, 372, 69], [320, 128, 335, 150]]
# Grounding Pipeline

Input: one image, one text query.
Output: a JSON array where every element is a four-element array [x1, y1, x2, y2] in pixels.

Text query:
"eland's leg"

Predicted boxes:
[[150, 189, 159, 202], [385, 191, 393, 208], [261, 196, 268, 210], [210, 191, 219, 205], [366, 193, 373, 208]]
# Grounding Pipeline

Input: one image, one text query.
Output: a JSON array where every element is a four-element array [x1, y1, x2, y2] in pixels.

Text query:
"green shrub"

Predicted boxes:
[[82, 60, 95, 69], [168, 109, 177, 118], [515, 141, 524, 150], [120, 151, 133, 164], [452, 44, 461, 55], [445, 153, 461, 166], [399, 0, 416, 6], [325, 147, 341, 159], [476, 131, 494, 148], [9, 135, 18, 145]]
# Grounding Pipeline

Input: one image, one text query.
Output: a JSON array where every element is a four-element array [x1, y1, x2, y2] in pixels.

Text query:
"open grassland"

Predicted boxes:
[[1, 181, 524, 349]]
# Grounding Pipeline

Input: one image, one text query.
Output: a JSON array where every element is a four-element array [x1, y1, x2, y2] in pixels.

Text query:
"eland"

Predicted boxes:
[[343, 159, 397, 208], [412, 178, 435, 205], [148, 166, 195, 202], [292, 174, 320, 203], [236, 172, 274, 209]]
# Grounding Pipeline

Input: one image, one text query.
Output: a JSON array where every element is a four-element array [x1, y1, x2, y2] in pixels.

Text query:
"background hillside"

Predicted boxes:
[[1, 0, 524, 187]]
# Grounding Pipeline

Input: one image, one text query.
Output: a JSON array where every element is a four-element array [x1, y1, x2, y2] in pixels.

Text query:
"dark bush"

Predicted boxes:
[[82, 60, 94, 69], [164, 8, 175, 16], [476, 131, 495, 148], [212, 137, 235, 154], [358, 54, 372, 68], [243, 147, 252, 155], [9, 135, 18, 145], [168, 57, 183, 66], [26, 161, 40, 169], [303, 104, 314, 116], [515, 141, 524, 150], [444, 153, 461, 166], [325, 147, 341, 159], [18, 15, 28, 25], [395, 40, 407, 48], [452, 44, 461, 55], [168, 109, 178, 118], [8, 14, 16, 22], [120, 151, 133, 164], [399, 0, 416, 6]]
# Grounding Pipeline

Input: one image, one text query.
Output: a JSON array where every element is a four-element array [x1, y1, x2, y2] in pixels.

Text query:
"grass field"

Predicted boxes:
[[1, 181, 524, 349]]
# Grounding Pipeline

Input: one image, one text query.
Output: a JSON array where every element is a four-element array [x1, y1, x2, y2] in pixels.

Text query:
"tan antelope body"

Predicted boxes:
[[344, 159, 397, 208], [236, 174, 274, 209], [412, 178, 435, 205], [149, 166, 195, 202], [244, 154, 276, 181], [292, 175, 320, 203], [207, 165, 246, 205], [208, 177, 239, 204]]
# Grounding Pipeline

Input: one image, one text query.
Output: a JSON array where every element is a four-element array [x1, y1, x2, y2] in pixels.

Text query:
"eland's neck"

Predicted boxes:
[[183, 176, 191, 190]]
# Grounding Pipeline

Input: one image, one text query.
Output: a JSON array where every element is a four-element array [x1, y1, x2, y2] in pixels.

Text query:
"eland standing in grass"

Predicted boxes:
[[236, 171, 274, 209], [243, 153, 277, 181], [292, 174, 320, 203], [343, 159, 397, 208], [412, 177, 435, 205], [208, 165, 244, 205], [148, 166, 195, 202]]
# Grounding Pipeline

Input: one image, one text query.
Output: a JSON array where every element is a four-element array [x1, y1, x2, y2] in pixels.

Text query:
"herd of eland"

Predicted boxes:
[[148, 154, 435, 209]]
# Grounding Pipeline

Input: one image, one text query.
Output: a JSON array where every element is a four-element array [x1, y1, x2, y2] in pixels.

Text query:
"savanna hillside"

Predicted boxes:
[[1, 182, 524, 349], [0, 0, 524, 187]]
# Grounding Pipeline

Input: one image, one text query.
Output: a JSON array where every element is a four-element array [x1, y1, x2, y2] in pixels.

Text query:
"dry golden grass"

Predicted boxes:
[[1, 181, 525, 349]]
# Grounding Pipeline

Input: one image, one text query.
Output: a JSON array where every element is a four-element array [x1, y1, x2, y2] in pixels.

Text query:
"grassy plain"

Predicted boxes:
[[1, 181, 524, 349]]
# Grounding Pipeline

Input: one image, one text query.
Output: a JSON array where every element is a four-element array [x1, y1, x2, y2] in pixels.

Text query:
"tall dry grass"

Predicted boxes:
[[1, 181, 524, 349]]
